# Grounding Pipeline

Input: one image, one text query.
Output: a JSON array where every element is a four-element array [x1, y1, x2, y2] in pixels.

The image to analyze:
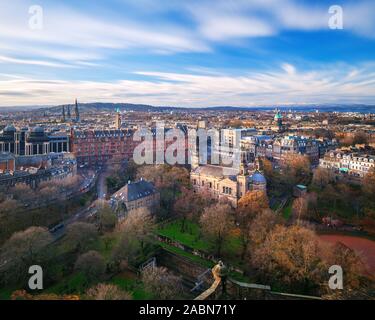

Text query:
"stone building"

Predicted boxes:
[[0, 154, 77, 188], [190, 164, 266, 208], [24, 126, 51, 155], [0, 125, 69, 156], [272, 135, 320, 165], [71, 127, 189, 166], [319, 149, 375, 179], [110, 179, 160, 213]]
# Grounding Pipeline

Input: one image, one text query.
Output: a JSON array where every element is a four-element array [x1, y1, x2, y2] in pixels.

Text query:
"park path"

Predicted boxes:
[[319, 234, 375, 274]]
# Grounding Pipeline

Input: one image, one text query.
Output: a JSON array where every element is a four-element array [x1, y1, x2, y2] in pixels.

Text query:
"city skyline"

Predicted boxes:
[[0, 0, 375, 107]]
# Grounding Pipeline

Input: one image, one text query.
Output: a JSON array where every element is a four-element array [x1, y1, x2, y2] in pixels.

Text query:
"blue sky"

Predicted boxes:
[[0, 0, 374, 107]]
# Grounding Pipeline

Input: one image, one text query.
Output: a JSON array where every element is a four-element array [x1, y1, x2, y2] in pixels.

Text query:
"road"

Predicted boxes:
[[22, 170, 97, 211], [0, 167, 111, 271], [97, 168, 108, 200], [49, 167, 109, 240]]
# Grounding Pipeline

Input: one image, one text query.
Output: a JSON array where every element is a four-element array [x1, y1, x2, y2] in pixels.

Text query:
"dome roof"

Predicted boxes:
[[3, 124, 16, 132], [32, 126, 45, 133], [251, 171, 266, 184]]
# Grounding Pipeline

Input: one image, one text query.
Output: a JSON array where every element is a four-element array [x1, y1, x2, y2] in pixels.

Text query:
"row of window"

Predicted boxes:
[[193, 178, 235, 195]]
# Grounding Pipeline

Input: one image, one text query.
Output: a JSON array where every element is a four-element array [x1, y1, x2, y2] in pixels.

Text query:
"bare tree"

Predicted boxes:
[[200, 203, 234, 257], [282, 154, 311, 186], [252, 225, 326, 291], [10, 183, 35, 203], [65, 222, 98, 253], [236, 190, 269, 259], [363, 167, 375, 203], [249, 209, 280, 249], [173, 187, 207, 231], [0, 226, 52, 285], [312, 168, 334, 190], [95, 200, 117, 233], [0, 199, 19, 215], [136, 165, 190, 215], [74, 250, 106, 281], [116, 207, 156, 254], [86, 283, 132, 300], [141, 266, 183, 300]]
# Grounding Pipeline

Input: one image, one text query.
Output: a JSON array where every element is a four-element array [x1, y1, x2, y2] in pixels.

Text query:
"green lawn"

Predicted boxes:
[[157, 219, 242, 263], [159, 242, 214, 268], [45, 272, 90, 295], [158, 219, 211, 251]]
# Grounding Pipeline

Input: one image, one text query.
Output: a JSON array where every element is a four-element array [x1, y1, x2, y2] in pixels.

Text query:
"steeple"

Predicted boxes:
[[67, 105, 71, 119], [274, 108, 283, 132], [74, 99, 80, 122], [62, 106, 66, 122]]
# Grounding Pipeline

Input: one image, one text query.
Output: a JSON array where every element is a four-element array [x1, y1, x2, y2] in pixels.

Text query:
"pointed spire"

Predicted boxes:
[[74, 98, 80, 122]]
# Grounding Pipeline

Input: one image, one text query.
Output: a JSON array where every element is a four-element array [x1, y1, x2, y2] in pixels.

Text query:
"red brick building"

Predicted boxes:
[[70, 128, 189, 166]]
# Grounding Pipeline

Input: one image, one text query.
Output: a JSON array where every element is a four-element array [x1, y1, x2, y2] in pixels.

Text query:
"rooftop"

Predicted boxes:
[[113, 179, 157, 202]]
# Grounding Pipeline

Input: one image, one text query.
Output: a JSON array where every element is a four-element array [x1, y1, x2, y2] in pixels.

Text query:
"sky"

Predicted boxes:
[[0, 0, 375, 107]]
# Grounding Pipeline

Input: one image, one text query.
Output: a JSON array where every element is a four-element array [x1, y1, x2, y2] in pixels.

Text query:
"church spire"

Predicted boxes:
[[74, 98, 80, 122]]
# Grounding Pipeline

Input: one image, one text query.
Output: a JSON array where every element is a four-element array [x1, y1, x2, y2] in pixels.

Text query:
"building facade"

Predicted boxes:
[[71, 127, 189, 166], [190, 164, 266, 207], [71, 129, 139, 166], [0, 154, 77, 188], [272, 135, 320, 165], [0, 125, 69, 156], [0, 152, 15, 172], [319, 150, 375, 179], [110, 179, 160, 213]]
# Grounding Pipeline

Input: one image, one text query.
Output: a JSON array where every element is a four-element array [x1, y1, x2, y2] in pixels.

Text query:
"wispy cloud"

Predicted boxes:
[[0, 55, 78, 68], [1, 63, 374, 106], [0, 0, 374, 106]]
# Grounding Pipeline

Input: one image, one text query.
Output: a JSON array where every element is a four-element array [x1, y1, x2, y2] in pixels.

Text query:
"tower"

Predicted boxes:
[[239, 159, 248, 175], [67, 105, 71, 119], [62, 106, 66, 122], [74, 99, 80, 122], [274, 109, 283, 132], [191, 149, 199, 170], [115, 108, 121, 130]]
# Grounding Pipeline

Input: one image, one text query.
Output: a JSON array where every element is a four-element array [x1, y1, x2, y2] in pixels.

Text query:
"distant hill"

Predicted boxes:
[[43, 102, 179, 113], [45, 103, 375, 114], [1, 102, 375, 114]]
